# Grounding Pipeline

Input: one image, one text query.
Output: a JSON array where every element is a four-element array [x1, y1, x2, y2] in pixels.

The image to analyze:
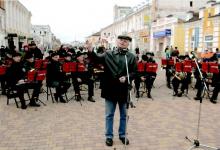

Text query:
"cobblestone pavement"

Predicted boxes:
[[0, 67, 220, 150]]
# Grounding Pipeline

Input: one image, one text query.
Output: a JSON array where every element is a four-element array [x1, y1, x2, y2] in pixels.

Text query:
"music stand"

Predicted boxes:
[[136, 62, 147, 100], [185, 54, 220, 150], [63, 62, 82, 106], [145, 62, 158, 100], [27, 70, 46, 106]]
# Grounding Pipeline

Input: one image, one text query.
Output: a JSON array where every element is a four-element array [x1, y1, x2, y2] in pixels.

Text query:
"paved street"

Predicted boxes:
[[0, 68, 220, 150]]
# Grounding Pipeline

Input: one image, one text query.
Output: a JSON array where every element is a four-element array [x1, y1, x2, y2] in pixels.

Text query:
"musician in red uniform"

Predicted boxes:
[[72, 51, 95, 102]]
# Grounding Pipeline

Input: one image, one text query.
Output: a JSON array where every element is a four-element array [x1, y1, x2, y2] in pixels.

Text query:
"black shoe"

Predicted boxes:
[[88, 97, 95, 102], [173, 92, 178, 96], [105, 138, 113, 146], [177, 92, 183, 97], [194, 97, 201, 101], [136, 92, 140, 98], [147, 94, 152, 98], [1, 91, 6, 95], [167, 85, 171, 89], [119, 137, 129, 145], [210, 99, 217, 104], [59, 97, 67, 103], [29, 102, 41, 107], [75, 95, 82, 101], [54, 94, 59, 102], [21, 105, 27, 109]]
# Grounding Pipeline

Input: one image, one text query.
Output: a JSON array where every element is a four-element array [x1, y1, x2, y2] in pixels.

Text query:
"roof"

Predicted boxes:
[[91, 31, 101, 36], [184, 13, 200, 23]]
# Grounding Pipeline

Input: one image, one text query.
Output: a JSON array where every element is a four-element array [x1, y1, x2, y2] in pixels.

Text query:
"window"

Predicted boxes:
[[204, 35, 213, 49], [190, 1, 193, 7]]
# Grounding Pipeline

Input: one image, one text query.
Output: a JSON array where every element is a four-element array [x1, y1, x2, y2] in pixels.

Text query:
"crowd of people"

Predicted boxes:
[[0, 36, 219, 147]]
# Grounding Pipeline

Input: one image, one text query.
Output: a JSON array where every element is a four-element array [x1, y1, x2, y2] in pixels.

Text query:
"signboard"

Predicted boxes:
[[153, 29, 171, 38]]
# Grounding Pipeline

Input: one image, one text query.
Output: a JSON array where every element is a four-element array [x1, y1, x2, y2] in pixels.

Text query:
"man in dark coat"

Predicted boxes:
[[46, 53, 70, 103], [88, 35, 137, 146], [72, 51, 95, 102], [28, 42, 43, 59]]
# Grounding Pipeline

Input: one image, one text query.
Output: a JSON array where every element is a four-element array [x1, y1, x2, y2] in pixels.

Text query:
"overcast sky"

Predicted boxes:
[[19, 0, 145, 43]]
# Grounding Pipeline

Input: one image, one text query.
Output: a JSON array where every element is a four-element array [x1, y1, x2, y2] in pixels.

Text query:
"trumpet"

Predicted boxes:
[[174, 72, 187, 80]]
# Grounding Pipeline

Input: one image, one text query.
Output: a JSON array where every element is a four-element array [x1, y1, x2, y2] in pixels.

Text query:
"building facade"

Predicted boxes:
[[51, 34, 61, 50], [150, 16, 185, 57], [99, 0, 208, 53], [5, 0, 32, 50], [0, 0, 6, 46], [86, 32, 100, 48], [184, 1, 220, 53], [31, 25, 53, 50], [100, 3, 151, 51]]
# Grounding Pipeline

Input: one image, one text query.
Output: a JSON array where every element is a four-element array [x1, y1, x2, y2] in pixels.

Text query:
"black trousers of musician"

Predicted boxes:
[[165, 68, 172, 88], [0, 75, 6, 95], [72, 77, 94, 98], [51, 81, 71, 98], [134, 76, 155, 97], [211, 82, 219, 101], [11, 82, 42, 107], [172, 76, 190, 96]]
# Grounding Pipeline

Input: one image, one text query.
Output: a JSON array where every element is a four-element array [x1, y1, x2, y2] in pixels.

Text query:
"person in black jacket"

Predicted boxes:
[[28, 42, 43, 59], [46, 53, 70, 103], [23, 53, 43, 103], [87, 35, 137, 146], [5, 53, 41, 109], [72, 51, 95, 102]]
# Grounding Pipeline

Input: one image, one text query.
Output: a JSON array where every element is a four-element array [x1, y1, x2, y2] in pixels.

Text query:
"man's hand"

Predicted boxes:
[[119, 76, 126, 83], [77, 78, 82, 82], [17, 79, 25, 85], [141, 76, 146, 81]]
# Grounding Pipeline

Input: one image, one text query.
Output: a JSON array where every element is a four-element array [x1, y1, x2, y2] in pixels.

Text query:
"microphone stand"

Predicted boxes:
[[185, 52, 220, 150], [124, 55, 135, 150]]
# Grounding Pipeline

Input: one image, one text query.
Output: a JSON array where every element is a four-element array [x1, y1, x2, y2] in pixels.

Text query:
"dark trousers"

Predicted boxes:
[[134, 76, 155, 95], [172, 75, 190, 94], [211, 83, 220, 100], [11, 82, 42, 106], [72, 77, 94, 97], [52, 81, 71, 97], [0, 75, 6, 94], [166, 68, 172, 86]]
